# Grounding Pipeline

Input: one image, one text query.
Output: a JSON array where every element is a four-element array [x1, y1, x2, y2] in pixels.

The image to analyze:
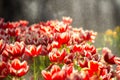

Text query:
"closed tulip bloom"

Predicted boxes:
[[9, 58, 29, 77], [25, 45, 42, 57]]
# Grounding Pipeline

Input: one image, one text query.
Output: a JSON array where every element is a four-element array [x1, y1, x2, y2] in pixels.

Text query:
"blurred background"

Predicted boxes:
[[1, 0, 120, 31], [1, 0, 120, 55]]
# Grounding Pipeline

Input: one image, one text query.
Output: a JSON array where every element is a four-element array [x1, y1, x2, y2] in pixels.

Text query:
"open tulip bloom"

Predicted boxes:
[[0, 17, 120, 80]]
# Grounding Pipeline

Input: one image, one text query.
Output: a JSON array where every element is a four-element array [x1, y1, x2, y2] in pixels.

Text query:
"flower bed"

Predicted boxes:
[[0, 17, 120, 80]]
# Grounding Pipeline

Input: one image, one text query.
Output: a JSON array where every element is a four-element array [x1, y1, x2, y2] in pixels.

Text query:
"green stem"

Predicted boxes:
[[5, 75, 12, 80], [33, 57, 37, 80], [12, 77, 20, 80]]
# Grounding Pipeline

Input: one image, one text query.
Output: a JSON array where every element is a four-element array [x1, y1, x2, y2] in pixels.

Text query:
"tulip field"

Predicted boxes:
[[0, 17, 120, 80]]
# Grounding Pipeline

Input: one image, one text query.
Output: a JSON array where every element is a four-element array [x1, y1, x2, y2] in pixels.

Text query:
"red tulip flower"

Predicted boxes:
[[84, 44, 96, 55], [51, 65, 61, 75], [0, 39, 6, 54], [81, 30, 97, 43], [102, 47, 115, 64], [42, 64, 73, 80], [5, 41, 25, 58], [62, 17, 72, 25], [49, 48, 67, 62], [25, 45, 42, 57], [0, 61, 9, 79], [54, 32, 70, 45], [42, 65, 61, 80], [52, 70, 66, 80], [5, 21, 20, 29], [9, 58, 29, 77], [50, 41, 61, 49], [78, 57, 88, 68], [82, 61, 100, 79], [55, 22, 68, 33], [88, 61, 100, 76], [19, 20, 29, 27], [6, 28, 20, 37], [114, 57, 120, 65], [42, 70, 52, 80], [64, 54, 74, 64], [72, 44, 83, 53]]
